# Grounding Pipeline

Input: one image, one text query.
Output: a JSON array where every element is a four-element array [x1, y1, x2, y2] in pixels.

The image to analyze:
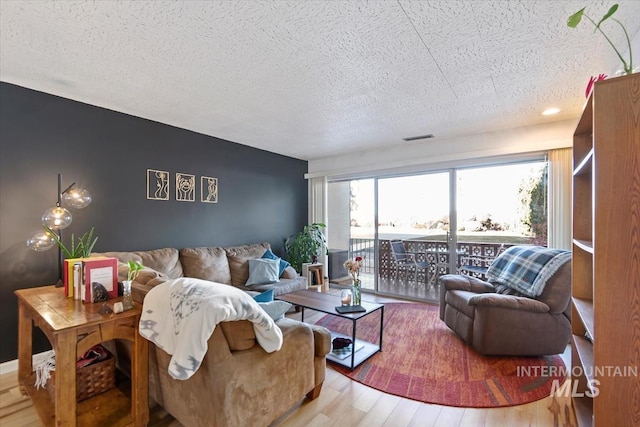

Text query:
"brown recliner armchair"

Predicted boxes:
[[439, 259, 571, 356]]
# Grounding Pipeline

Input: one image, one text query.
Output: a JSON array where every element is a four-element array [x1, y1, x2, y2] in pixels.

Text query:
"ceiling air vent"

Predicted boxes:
[[402, 134, 434, 142]]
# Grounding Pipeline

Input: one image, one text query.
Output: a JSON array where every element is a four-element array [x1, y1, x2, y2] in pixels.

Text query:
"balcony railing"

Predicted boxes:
[[345, 238, 511, 280]]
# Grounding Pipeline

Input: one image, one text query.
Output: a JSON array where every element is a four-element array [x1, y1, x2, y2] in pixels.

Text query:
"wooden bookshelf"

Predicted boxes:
[[571, 73, 640, 426]]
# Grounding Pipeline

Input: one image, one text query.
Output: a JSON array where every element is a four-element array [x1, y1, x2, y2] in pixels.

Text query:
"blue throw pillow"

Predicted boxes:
[[262, 249, 291, 276], [246, 258, 280, 286], [258, 300, 292, 321], [252, 289, 274, 303]]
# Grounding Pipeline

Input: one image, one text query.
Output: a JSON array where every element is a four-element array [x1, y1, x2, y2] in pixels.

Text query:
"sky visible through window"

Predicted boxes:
[[351, 161, 546, 240]]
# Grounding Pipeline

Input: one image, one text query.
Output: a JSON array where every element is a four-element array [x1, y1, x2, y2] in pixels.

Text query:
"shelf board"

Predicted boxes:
[[21, 373, 135, 427], [572, 394, 593, 427], [572, 335, 595, 386], [326, 332, 381, 370], [573, 149, 594, 176], [573, 239, 594, 254], [573, 298, 595, 342]]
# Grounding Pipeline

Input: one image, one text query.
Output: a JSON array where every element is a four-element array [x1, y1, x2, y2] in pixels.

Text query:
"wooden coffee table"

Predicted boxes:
[[277, 289, 384, 370]]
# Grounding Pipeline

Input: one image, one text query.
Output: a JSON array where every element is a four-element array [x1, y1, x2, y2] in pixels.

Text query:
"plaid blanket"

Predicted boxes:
[[486, 246, 571, 297]]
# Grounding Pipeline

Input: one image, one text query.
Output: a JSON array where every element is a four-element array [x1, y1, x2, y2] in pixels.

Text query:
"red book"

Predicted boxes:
[[82, 257, 118, 303]]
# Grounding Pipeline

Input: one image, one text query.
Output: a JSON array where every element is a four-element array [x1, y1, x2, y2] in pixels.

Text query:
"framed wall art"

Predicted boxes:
[[201, 176, 218, 203], [147, 169, 169, 200], [176, 173, 196, 202]]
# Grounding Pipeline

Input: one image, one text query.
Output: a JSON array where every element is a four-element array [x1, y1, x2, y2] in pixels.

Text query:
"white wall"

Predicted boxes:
[[307, 120, 575, 179]]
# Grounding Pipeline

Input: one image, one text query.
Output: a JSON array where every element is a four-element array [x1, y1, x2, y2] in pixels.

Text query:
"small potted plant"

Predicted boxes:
[[284, 223, 328, 273], [122, 260, 143, 310], [44, 225, 98, 258]]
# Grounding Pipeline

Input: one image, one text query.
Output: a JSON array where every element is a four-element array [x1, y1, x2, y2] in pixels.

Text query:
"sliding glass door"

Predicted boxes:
[[377, 172, 450, 300], [327, 157, 548, 303]]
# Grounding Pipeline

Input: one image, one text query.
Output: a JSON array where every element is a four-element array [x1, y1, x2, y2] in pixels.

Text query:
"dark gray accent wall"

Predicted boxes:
[[0, 82, 308, 363]]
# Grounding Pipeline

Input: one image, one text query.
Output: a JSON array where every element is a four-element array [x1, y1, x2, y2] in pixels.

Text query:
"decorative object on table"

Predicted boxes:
[[343, 255, 364, 305], [98, 303, 113, 314], [175, 172, 196, 202], [201, 176, 218, 203], [567, 4, 636, 76], [147, 169, 170, 200], [122, 260, 143, 310], [332, 337, 352, 350], [284, 223, 327, 273], [316, 303, 567, 408], [330, 338, 365, 360], [26, 173, 93, 287], [585, 73, 607, 98], [340, 289, 352, 306], [335, 304, 366, 314]]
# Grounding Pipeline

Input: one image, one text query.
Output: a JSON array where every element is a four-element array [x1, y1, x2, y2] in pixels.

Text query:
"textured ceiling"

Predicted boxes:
[[1, 1, 639, 160]]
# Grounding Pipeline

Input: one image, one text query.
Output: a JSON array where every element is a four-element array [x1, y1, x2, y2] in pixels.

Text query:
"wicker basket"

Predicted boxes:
[[47, 348, 116, 402]]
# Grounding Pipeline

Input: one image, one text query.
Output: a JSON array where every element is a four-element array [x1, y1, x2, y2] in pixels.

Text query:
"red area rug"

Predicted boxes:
[[314, 303, 566, 408]]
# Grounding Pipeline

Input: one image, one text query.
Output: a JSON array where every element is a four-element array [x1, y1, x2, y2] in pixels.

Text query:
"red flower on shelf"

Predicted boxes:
[[586, 74, 607, 98]]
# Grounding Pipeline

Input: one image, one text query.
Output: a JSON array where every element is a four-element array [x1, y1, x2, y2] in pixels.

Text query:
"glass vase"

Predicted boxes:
[[122, 280, 135, 311], [352, 280, 362, 306]]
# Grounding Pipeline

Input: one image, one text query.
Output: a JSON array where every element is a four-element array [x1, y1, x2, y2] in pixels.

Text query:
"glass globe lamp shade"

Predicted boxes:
[[26, 230, 55, 251], [42, 206, 72, 230], [62, 187, 92, 209]]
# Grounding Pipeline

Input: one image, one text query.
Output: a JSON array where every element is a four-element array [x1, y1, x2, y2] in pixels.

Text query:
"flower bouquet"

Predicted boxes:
[[344, 256, 364, 305]]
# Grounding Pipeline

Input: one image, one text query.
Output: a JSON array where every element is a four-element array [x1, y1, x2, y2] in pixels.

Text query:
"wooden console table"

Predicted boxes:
[[16, 285, 149, 426]]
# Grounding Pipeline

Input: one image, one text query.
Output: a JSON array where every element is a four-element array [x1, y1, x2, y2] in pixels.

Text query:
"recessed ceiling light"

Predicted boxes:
[[542, 107, 561, 116]]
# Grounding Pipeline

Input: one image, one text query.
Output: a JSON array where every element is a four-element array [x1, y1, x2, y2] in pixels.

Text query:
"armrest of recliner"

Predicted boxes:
[[439, 274, 495, 293], [468, 293, 550, 313]]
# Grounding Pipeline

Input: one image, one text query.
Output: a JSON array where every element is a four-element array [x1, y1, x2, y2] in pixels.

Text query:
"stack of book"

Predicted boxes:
[[63, 257, 118, 303]]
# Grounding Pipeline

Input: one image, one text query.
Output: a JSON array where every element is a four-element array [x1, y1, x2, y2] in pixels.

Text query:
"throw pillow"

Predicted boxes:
[[252, 289, 274, 303], [258, 300, 292, 321], [262, 249, 291, 277], [246, 258, 280, 286]]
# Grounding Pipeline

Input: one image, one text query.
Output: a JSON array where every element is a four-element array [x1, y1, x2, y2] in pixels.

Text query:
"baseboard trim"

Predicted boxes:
[[0, 351, 53, 376]]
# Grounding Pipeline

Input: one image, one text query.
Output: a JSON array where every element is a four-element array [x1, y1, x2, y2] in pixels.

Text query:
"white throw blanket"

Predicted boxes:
[[139, 277, 283, 380]]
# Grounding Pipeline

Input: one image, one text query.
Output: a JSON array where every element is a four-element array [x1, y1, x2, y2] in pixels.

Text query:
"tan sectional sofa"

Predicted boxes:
[[98, 242, 331, 427]]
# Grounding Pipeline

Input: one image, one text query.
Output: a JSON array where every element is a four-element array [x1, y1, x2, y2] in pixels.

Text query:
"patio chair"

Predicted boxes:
[[458, 244, 505, 278], [389, 240, 430, 286]]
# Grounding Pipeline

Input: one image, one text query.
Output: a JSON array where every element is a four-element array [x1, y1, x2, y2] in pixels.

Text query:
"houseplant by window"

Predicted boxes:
[[284, 223, 328, 273]]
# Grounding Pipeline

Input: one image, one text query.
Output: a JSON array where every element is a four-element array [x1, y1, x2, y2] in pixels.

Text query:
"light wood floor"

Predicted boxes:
[[0, 292, 576, 427]]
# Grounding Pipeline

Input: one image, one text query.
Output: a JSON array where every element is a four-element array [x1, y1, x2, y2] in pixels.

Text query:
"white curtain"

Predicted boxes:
[[548, 148, 573, 249], [308, 176, 328, 267]]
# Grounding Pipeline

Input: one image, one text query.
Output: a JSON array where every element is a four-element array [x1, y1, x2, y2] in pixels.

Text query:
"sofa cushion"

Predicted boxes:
[[246, 258, 280, 286], [252, 289, 274, 302], [225, 243, 271, 286], [95, 248, 183, 279], [179, 247, 232, 284], [247, 277, 308, 296], [281, 266, 299, 280], [261, 249, 291, 276]]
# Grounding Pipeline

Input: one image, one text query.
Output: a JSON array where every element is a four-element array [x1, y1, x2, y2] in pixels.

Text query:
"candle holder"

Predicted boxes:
[[340, 289, 352, 306]]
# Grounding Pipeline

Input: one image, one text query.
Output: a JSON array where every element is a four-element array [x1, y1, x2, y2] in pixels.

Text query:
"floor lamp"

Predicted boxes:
[[27, 173, 92, 286]]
